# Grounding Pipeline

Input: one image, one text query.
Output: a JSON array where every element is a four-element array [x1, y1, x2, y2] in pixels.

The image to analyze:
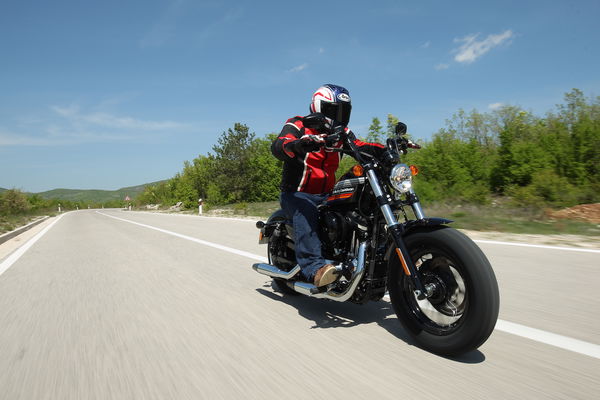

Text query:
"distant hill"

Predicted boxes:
[[0, 187, 6, 193], [36, 180, 165, 203]]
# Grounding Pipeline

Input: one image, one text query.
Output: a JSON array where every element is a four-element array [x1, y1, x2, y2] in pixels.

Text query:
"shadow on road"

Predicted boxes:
[[256, 282, 485, 364]]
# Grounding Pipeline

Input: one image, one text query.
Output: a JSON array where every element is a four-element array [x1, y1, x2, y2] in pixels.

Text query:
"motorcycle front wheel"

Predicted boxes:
[[388, 226, 499, 356]]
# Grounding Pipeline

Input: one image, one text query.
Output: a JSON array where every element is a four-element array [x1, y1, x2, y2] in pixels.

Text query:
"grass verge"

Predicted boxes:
[[0, 212, 57, 235], [207, 201, 600, 236]]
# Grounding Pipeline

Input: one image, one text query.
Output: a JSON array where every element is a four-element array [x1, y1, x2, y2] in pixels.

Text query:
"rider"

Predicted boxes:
[[271, 84, 385, 287]]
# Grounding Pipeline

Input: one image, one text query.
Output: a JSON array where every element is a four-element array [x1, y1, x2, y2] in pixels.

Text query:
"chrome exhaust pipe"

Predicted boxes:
[[252, 263, 301, 280], [291, 241, 368, 302]]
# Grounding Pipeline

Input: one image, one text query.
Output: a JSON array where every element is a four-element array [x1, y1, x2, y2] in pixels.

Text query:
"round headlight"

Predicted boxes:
[[390, 163, 413, 193]]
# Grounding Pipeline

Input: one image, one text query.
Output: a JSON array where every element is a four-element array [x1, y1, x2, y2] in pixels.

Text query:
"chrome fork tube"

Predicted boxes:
[[366, 169, 398, 227], [410, 188, 426, 220]]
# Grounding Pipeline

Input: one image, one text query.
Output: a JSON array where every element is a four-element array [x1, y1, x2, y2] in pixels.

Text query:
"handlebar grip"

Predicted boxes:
[[407, 140, 421, 149]]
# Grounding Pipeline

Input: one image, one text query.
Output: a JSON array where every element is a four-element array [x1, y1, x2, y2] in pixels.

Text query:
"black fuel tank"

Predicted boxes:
[[326, 177, 367, 205]]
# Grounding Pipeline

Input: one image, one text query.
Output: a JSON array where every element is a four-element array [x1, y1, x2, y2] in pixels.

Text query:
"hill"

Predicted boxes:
[[36, 181, 165, 203]]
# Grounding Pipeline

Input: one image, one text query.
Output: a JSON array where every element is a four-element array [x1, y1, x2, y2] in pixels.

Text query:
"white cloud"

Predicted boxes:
[[0, 129, 131, 146], [435, 63, 450, 70], [319, 47, 325, 54], [488, 102, 504, 110], [421, 41, 431, 49], [51, 106, 186, 130], [196, 8, 244, 44], [0, 104, 191, 147], [140, 0, 186, 48], [453, 30, 514, 64], [0, 130, 53, 146], [289, 63, 309, 73]]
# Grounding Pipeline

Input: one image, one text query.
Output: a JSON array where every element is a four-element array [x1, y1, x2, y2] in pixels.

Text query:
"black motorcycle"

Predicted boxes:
[[252, 115, 499, 356]]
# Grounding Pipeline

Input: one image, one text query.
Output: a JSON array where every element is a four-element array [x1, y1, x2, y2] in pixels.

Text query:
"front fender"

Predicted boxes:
[[401, 217, 453, 235], [384, 218, 453, 268]]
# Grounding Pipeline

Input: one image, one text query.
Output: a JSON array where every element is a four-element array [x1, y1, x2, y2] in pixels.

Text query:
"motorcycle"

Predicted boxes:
[[252, 115, 500, 356]]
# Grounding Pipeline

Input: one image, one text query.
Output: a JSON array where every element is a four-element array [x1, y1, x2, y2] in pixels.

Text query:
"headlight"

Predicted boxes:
[[390, 163, 412, 193]]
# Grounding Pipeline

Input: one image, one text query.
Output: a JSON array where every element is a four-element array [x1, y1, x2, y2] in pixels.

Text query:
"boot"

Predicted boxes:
[[313, 264, 338, 287]]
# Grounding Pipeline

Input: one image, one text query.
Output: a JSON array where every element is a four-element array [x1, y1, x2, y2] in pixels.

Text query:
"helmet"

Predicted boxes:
[[309, 84, 352, 126]]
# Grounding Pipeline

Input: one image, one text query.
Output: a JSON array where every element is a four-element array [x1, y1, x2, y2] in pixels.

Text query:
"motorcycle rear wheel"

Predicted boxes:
[[268, 229, 300, 296], [388, 226, 499, 356]]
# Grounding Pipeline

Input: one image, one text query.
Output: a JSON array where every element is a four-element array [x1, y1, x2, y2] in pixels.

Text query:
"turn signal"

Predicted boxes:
[[352, 165, 364, 177], [410, 165, 419, 176]]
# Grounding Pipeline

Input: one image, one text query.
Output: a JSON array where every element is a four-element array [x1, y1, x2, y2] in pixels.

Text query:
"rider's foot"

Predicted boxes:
[[313, 264, 338, 287]]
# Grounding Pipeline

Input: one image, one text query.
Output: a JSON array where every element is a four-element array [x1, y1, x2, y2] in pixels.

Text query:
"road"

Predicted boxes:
[[0, 210, 598, 399]]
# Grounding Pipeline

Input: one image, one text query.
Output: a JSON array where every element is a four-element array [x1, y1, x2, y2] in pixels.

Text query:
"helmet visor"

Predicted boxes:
[[321, 102, 352, 126]]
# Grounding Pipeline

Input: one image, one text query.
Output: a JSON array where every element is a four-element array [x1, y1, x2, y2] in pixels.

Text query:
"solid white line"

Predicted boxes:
[[494, 319, 600, 359], [0, 214, 65, 277], [123, 212, 600, 253], [379, 294, 600, 359], [473, 239, 600, 254], [96, 211, 267, 262], [98, 211, 600, 359], [131, 210, 256, 223]]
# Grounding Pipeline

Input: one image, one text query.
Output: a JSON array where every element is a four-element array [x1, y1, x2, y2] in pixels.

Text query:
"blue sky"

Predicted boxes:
[[1, 0, 599, 192]]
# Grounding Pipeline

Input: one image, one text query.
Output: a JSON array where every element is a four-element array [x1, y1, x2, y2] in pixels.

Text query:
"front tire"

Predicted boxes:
[[388, 227, 499, 356]]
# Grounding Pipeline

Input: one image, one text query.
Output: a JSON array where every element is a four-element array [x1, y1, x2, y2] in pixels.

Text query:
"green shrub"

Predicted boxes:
[[233, 202, 248, 214], [0, 189, 31, 215]]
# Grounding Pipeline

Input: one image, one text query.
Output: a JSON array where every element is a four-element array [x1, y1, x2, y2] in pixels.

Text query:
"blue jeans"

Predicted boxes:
[[280, 192, 327, 281]]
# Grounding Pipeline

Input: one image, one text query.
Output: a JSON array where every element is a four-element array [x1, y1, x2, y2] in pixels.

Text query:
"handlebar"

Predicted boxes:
[[321, 122, 421, 165]]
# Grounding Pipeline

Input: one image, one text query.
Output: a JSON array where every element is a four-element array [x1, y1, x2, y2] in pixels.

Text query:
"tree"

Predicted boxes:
[[386, 114, 400, 138], [211, 123, 256, 204], [0, 189, 31, 215], [246, 134, 282, 202], [366, 117, 384, 142]]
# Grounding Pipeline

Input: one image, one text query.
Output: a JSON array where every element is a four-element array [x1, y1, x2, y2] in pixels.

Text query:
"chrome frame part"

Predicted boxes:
[[366, 169, 399, 227]]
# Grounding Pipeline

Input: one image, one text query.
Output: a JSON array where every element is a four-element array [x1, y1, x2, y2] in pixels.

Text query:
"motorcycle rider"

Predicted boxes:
[[271, 84, 385, 287]]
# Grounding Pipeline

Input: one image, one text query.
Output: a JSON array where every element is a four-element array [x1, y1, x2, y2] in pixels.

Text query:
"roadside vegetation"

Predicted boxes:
[[195, 200, 599, 236], [134, 89, 599, 235], [0, 189, 124, 234], [2, 89, 598, 236]]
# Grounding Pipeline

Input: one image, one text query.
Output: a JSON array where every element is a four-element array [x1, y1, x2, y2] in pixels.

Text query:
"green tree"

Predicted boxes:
[[211, 123, 256, 204], [246, 134, 282, 202], [366, 117, 384, 142], [0, 189, 31, 215], [386, 114, 400, 138]]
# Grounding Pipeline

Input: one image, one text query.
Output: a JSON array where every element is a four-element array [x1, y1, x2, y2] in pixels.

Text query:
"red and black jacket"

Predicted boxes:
[[271, 116, 385, 194]]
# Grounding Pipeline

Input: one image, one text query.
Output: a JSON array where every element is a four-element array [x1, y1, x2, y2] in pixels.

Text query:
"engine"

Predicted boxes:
[[319, 209, 370, 260], [320, 211, 351, 248]]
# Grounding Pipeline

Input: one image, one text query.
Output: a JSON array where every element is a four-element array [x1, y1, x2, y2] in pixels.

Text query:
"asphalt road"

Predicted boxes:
[[0, 210, 598, 399]]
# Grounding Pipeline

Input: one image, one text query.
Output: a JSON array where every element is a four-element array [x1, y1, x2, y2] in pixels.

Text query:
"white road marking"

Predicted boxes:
[[98, 211, 600, 359], [130, 212, 600, 253], [494, 320, 600, 359], [474, 239, 600, 254], [384, 294, 600, 360], [96, 212, 267, 262], [0, 214, 65, 277]]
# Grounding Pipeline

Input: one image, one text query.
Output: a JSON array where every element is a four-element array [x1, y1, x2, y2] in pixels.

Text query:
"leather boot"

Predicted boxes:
[[313, 264, 338, 287]]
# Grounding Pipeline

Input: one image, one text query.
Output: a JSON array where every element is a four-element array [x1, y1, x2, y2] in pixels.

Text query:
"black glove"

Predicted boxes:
[[302, 112, 328, 131], [285, 134, 325, 154]]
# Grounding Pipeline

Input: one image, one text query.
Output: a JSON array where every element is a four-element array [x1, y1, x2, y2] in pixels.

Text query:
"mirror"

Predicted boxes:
[[395, 122, 407, 135], [303, 113, 327, 130]]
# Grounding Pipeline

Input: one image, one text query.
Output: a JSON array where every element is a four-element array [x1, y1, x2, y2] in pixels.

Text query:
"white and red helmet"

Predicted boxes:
[[309, 84, 352, 126]]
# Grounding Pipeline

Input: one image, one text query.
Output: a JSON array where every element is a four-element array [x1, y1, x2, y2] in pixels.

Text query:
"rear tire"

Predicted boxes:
[[268, 225, 300, 296], [388, 227, 499, 356]]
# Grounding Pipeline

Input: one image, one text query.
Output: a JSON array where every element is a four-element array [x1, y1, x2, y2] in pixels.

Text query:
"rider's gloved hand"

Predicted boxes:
[[285, 134, 325, 154]]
